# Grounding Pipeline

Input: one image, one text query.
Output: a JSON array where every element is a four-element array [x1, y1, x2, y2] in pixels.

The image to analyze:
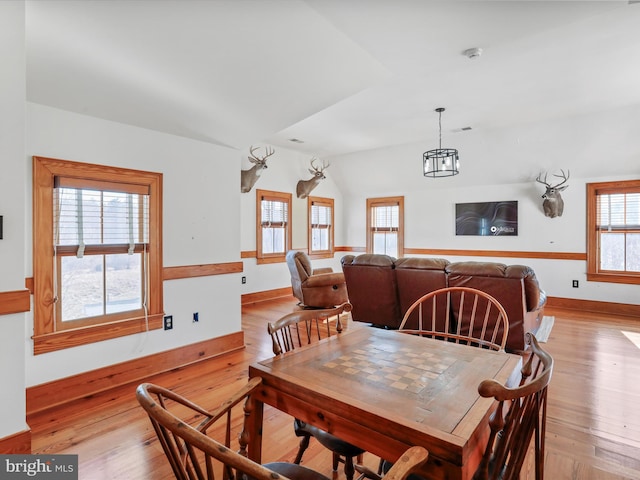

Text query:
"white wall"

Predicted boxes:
[[25, 104, 242, 387], [329, 126, 639, 306], [236, 107, 640, 306], [0, 0, 28, 439], [240, 146, 345, 294]]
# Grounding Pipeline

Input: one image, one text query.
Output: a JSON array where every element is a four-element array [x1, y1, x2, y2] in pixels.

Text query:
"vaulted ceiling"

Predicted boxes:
[[26, 1, 640, 182]]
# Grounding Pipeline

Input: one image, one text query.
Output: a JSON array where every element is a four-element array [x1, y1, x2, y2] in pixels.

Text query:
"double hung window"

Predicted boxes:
[[256, 189, 291, 264], [33, 157, 163, 354], [308, 196, 334, 258], [367, 196, 404, 258], [587, 180, 640, 284]]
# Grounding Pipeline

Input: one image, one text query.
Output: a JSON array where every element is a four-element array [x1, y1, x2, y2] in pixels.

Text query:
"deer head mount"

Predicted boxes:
[[240, 145, 275, 193], [296, 158, 329, 199], [536, 170, 570, 218]]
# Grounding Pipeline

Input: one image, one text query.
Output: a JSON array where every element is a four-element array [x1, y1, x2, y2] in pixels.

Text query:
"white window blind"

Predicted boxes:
[[595, 190, 640, 273], [596, 192, 640, 231], [260, 195, 289, 255], [311, 203, 331, 228], [52, 178, 150, 322], [261, 198, 288, 227], [372, 204, 399, 231], [310, 201, 332, 252], [54, 179, 150, 251]]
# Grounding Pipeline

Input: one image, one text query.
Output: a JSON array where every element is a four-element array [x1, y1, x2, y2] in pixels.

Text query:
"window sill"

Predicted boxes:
[[308, 252, 334, 260], [586, 272, 640, 285], [33, 313, 163, 355], [256, 255, 286, 265]]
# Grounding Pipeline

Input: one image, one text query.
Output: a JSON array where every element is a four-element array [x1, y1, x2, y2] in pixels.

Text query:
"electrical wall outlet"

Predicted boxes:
[[572, 280, 579, 288], [241, 276, 247, 284], [164, 315, 173, 330], [193, 312, 199, 322]]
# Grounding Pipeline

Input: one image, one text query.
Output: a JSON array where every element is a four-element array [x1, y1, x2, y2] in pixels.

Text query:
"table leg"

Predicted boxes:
[[246, 391, 264, 463]]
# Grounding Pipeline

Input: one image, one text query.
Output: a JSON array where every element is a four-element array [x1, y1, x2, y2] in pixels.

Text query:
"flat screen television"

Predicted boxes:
[[455, 201, 518, 236]]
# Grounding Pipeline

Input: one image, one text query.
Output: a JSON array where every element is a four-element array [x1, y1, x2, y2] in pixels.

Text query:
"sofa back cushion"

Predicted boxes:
[[341, 254, 402, 328], [395, 257, 450, 329], [446, 261, 528, 347]]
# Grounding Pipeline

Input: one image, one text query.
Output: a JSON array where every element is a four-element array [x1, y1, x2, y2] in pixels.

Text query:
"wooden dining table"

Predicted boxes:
[[247, 326, 522, 480]]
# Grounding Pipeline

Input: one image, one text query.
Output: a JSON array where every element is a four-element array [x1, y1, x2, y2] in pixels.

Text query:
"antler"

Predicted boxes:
[[551, 169, 570, 188], [310, 158, 329, 173], [535, 172, 550, 187], [248, 145, 275, 163], [537, 169, 570, 188]]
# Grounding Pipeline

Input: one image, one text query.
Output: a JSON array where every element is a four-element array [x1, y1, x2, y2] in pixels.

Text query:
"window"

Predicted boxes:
[[587, 179, 640, 284], [308, 196, 334, 259], [256, 189, 292, 264], [33, 157, 164, 354], [367, 196, 404, 258]]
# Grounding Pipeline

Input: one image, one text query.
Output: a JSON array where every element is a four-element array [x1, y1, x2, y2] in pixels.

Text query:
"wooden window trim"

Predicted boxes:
[[256, 189, 292, 265], [32, 156, 164, 355], [307, 196, 334, 259], [366, 196, 404, 257], [587, 179, 640, 285]]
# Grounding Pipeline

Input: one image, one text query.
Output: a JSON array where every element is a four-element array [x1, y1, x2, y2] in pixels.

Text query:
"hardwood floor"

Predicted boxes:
[[28, 297, 640, 480]]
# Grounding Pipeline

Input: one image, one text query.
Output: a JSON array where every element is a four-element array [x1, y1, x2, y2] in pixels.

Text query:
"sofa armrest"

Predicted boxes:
[[304, 272, 346, 288], [313, 267, 333, 275]]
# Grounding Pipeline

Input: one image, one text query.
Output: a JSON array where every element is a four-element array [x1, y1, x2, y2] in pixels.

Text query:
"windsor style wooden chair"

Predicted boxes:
[[398, 286, 509, 351], [137, 377, 330, 480], [356, 332, 553, 480], [267, 302, 365, 480]]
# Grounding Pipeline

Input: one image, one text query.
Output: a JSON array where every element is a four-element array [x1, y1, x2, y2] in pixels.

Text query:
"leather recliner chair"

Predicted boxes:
[[286, 250, 348, 308], [341, 254, 402, 328]]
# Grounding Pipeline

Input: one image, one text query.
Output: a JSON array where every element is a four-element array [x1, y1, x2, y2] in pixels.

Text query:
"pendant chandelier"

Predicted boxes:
[[423, 107, 459, 177]]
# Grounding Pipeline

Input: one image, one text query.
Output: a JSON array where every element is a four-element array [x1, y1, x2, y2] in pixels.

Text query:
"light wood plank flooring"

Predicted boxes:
[[28, 296, 640, 479]]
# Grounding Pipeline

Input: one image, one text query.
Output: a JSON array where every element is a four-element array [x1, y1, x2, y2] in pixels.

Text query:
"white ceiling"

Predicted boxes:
[[26, 0, 640, 163]]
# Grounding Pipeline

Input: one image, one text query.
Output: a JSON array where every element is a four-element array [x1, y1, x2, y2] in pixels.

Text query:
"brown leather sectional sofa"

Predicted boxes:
[[341, 254, 546, 352]]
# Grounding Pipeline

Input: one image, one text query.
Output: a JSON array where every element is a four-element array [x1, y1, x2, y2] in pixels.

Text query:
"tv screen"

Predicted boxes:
[[455, 201, 518, 236]]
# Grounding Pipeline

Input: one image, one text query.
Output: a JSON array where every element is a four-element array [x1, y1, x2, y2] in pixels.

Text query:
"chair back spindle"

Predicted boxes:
[[399, 287, 509, 351], [268, 303, 351, 356], [137, 378, 337, 480]]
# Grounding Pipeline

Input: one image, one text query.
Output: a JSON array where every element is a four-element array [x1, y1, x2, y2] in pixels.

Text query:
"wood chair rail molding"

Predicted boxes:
[[245, 247, 585, 260], [242, 248, 310, 258], [0, 289, 30, 316], [399, 248, 585, 261], [163, 261, 243, 280], [330, 247, 586, 260]]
